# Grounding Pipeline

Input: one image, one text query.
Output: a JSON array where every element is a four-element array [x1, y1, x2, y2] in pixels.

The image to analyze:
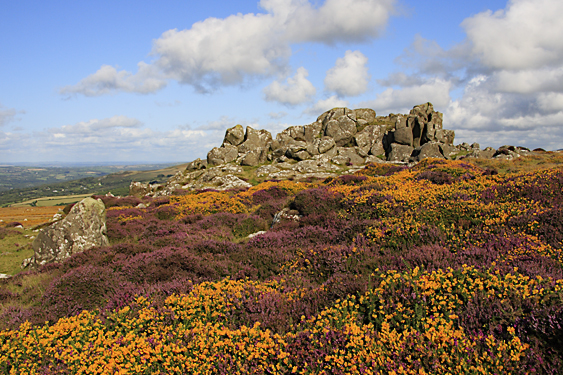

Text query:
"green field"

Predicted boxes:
[[0, 163, 188, 207], [9, 194, 94, 208]]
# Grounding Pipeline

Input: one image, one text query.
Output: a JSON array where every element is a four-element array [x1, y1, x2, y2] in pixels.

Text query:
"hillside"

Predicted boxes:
[[0, 163, 188, 207], [1, 156, 562, 374]]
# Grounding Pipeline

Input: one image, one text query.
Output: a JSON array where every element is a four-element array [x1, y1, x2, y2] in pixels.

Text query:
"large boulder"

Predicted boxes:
[[411, 142, 445, 161], [286, 141, 310, 161], [186, 158, 207, 171], [355, 125, 385, 156], [241, 147, 269, 166], [238, 127, 273, 153], [333, 147, 365, 165], [323, 116, 357, 147], [207, 144, 238, 166], [223, 124, 246, 146], [32, 198, 109, 266], [393, 115, 413, 146], [354, 108, 376, 125], [388, 144, 414, 162]]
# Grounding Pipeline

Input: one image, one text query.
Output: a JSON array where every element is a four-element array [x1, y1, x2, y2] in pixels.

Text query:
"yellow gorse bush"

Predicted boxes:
[[2, 267, 559, 374]]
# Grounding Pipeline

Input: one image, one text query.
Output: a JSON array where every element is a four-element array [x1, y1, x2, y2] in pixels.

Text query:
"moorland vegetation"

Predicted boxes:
[[0, 156, 562, 374]]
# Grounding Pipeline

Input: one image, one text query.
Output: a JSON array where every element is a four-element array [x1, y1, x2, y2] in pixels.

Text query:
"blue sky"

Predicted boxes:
[[2, 0, 562, 163]]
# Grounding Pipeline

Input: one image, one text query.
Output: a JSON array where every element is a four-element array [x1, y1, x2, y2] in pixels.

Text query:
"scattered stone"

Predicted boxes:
[[247, 231, 267, 239], [271, 208, 302, 228], [186, 158, 207, 171]]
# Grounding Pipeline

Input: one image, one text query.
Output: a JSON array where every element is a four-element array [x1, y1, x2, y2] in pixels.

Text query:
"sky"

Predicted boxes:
[[2, 0, 563, 164]]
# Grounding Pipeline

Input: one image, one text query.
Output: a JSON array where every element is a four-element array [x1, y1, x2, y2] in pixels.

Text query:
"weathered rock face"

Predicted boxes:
[[134, 102, 536, 197], [388, 144, 415, 162], [186, 158, 207, 171], [223, 124, 245, 146], [32, 198, 109, 266], [207, 144, 238, 166]]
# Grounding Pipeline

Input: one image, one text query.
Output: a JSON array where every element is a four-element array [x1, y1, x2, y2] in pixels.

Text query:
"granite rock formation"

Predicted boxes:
[[130, 102, 533, 197], [30, 197, 109, 266]]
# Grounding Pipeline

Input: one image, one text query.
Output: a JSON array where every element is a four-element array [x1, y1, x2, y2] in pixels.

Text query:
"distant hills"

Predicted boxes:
[[0, 163, 187, 207]]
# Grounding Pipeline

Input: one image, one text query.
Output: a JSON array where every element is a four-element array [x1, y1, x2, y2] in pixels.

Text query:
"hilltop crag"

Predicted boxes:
[[131, 102, 532, 196]]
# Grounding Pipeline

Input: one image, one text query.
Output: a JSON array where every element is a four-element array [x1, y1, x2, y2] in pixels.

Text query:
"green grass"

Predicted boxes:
[[10, 194, 93, 208], [0, 163, 188, 207], [0, 228, 35, 276]]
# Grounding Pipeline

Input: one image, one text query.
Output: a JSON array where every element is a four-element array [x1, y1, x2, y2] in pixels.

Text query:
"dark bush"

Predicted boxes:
[[0, 226, 18, 239], [416, 170, 453, 184], [326, 174, 367, 186], [290, 187, 343, 216], [4, 222, 23, 228], [42, 265, 123, 320], [251, 186, 289, 205], [93, 195, 142, 208]]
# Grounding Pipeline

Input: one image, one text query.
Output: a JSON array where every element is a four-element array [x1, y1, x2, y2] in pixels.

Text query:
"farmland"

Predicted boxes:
[[0, 163, 188, 207]]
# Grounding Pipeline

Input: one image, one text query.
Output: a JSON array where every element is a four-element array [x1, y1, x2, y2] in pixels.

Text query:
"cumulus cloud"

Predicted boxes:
[[263, 67, 316, 105], [444, 75, 563, 149], [268, 111, 287, 119], [303, 95, 349, 116], [60, 63, 167, 97], [63, 0, 396, 95], [262, 0, 396, 44], [195, 116, 236, 131], [324, 50, 370, 97], [361, 78, 452, 115], [462, 0, 563, 70], [371, 0, 563, 150], [0, 104, 24, 127], [489, 67, 563, 94], [1, 115, 217, 163]]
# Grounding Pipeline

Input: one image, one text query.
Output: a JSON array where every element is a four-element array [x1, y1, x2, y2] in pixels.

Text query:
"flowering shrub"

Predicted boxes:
[[1, 159, 563, 373]]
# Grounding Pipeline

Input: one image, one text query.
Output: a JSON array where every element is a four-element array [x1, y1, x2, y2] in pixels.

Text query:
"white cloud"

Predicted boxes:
[[63, 0, 396, 96], [370, 0, 563, 150], [263, 67, 316, 105], [490, 67, 563, 94], [262, 0, 396, 44], [303, 95, 349, 116], [53, 116, 143, 136], [362, 78, 452, 115], [0, 104, 24, 127], [152, 13, 289, 93], [324, 50, 370, 97], [2, 116, 213, 163], [195, 116, 236, 131], [268, 111, 287, 119], [60, 63, 167, 97], [462, 0, 563, 70], [537, 93, 563, 113], [444, 75, 563, 149]]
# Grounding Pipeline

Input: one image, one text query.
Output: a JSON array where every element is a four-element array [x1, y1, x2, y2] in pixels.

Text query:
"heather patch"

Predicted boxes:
[[1, 159, 563, 373]]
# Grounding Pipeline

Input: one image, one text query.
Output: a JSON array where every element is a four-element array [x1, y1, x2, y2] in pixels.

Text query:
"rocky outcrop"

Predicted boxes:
[[131, 102, 541, 197], [205, 102, 455, 167], [30, 197, 109, 266]]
